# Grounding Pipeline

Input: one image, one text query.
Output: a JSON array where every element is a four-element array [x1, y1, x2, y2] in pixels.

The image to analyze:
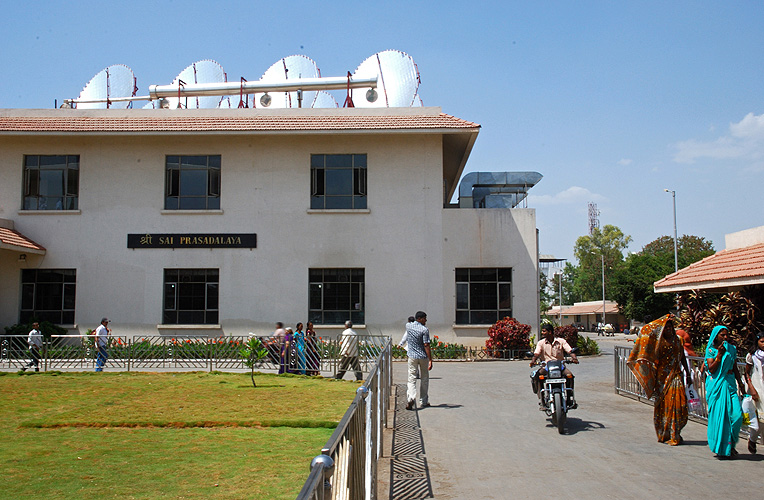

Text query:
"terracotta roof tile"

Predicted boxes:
[[0, 228, 46, 253], [654, 242, 764, 292], [0, 113, 480, 133]]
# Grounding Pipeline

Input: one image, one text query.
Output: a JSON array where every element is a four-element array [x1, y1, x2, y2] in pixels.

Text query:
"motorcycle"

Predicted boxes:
[[530, 351, 578, 434]]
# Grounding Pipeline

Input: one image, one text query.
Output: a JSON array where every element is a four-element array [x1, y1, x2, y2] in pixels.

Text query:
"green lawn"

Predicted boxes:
[[0, 371, 359, 499]]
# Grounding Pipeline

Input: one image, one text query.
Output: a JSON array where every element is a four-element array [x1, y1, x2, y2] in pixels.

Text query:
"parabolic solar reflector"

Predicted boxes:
[[165, 60, 227, 109], [352, 50, 419, 107], [312, 91, 339, 108], [77, 64, 136, 109], [254, 55, 320, 108]]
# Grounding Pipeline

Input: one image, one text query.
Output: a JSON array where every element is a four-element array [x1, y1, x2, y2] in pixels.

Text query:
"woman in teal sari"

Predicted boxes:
[[705, 325, 745, 458]]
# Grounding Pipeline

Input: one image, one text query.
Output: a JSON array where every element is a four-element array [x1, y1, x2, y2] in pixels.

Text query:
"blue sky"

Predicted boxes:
[[3, 1, 763, 265]]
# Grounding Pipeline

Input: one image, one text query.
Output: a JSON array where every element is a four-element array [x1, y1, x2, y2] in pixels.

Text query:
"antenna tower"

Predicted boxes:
[[588, 202, 600, 235]]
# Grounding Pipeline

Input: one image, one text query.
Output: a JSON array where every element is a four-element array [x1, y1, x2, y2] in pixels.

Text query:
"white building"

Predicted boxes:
[[0, 106, 540, 345]]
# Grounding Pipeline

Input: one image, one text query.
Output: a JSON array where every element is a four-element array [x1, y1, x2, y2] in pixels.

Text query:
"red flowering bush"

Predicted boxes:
[[554, 325, 578, 348], [486, 317, 532, 357]]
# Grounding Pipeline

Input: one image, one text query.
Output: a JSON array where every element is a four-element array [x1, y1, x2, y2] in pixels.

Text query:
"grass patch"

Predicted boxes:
[[0, 371, 357, 499]]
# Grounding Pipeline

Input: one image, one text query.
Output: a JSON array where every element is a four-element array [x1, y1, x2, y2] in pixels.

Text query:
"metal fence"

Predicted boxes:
[[0, 334, 392, 375], [297, 340, 392, 500], [392, 346, 528, 361], [614, 345, 761, 442]]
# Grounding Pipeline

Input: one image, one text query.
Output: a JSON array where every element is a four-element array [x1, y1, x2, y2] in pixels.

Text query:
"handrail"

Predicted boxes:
[[297, 339, 391, 500]]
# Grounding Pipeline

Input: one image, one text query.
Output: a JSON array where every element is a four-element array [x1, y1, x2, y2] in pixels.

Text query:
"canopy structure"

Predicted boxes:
[[0, 226, 46, 254]]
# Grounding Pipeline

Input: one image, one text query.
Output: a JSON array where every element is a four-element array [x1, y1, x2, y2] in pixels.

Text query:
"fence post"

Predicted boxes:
[[312, 454, 334, 499]]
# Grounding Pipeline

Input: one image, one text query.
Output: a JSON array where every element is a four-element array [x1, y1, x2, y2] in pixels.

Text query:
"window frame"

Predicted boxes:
[[22, 155, 80, 211], [308, 268, 365, 325], [162, 268, 219, 325], [310, 154, 367, 210], [20, 269, 77, 324], [455, 267, 512, 325], [164, 155, 221, 210]]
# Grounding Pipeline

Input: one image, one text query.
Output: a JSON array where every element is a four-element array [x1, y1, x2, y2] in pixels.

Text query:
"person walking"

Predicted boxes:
[[627, 315, 690, 446], [744, 331, 764, 454], [94, 318, 110, 372], [335, 320, 363, 381], [403, 311, 433, 410], [705, 325, 745, 458], [21, 322, 42, 372]]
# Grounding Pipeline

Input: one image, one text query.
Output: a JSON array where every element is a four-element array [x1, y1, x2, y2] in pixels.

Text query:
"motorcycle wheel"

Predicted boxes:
[[553, 392, 566, 434]]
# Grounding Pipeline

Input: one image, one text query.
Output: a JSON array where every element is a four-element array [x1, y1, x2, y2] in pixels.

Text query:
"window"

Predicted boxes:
[[163, 269, 219, 324], [165, 155, 221, 210], [310, 154, 367, 209], [455, 268, 512, 325], [23, 155, 79, 210], [309, 268, 364, 324], [20, 269, 76, 324]]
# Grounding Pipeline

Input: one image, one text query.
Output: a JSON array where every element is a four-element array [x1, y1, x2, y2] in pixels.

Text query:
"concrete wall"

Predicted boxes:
[[0, 132, 538, 346], [725, 225, 764, 250]]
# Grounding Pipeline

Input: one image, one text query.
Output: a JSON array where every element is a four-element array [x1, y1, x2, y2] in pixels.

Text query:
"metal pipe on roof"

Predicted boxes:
[[149, 76, 377, 99], [64, 75, 378, 106]]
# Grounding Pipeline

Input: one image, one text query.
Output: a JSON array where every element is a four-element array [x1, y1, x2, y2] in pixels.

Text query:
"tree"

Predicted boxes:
[[611, 234, 715, 321], [240, 337, 270, 387], [572, 225, 633, 302], [642, 235, 714, 269]]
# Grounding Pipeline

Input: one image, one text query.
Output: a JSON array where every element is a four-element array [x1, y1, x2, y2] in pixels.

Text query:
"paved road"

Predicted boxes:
[[384, 338, 762, 499]]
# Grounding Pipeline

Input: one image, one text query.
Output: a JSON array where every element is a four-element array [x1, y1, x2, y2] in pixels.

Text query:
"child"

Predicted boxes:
[[745, 331, 764, 454]]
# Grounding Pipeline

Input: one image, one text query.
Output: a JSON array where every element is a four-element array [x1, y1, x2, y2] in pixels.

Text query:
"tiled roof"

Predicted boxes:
[[653, 242, 764, 293], [0, 228, 46, 253], [0, 113, 480, 133]]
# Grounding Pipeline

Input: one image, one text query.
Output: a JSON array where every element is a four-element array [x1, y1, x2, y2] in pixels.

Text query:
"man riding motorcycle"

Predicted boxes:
[[530, 323, 579, 407]]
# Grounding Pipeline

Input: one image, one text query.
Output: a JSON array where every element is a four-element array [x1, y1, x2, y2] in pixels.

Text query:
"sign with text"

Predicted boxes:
[[127, 233, 256, 249]]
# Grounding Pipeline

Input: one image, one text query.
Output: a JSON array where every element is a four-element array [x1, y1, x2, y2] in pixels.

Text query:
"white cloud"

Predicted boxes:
[[674, 112, 764, 164], [617, 158, 632, 166], [528, 186, 605, 206]]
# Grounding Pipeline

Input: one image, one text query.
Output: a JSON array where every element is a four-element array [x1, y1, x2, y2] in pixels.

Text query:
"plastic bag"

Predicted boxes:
[[685, 384, 702, 414], [742, 395, 759, 432]]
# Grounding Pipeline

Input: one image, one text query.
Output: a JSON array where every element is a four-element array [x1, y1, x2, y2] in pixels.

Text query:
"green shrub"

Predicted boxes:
[[576, 335, 601, 356], [4, 320, 66, 339]]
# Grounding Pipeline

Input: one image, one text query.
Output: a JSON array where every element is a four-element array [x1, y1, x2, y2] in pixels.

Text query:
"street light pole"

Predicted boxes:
[[601, 253, 606, 326], [664, 189, 678, 273], [559, 272, 563, 325]]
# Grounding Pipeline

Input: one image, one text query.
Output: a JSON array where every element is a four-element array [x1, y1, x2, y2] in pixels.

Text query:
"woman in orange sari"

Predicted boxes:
[[627, 315, 692, 445]]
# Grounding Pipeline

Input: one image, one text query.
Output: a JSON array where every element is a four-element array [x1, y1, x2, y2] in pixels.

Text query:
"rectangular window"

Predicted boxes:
[[455, 268, 512, 325], [309, 268, 364, 325], [164, 155, 221, 210], [23, 155, 79, 210], [163, 269, 219, 324], [310, 154, 367, 209], [20, 269, 76, 324]]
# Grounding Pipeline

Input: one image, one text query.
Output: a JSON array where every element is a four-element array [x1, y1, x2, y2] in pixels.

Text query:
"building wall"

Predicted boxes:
[[0, 132, 538, 346]]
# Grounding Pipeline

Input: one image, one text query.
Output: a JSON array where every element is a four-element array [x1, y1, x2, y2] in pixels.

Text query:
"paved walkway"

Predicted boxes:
[[379, 342, 763, 499]]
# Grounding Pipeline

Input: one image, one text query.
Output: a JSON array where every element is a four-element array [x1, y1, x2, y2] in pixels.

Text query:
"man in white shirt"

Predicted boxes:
[[22, 322, 42, 372], [94, 318, 110, 372], [335, 320, 363, 381]]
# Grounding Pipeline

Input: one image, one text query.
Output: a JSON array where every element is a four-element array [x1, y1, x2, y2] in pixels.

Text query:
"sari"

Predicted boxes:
[[704, 325, 743, 457], [294, 330, 306, 375], [627, 315, 688, 445]]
